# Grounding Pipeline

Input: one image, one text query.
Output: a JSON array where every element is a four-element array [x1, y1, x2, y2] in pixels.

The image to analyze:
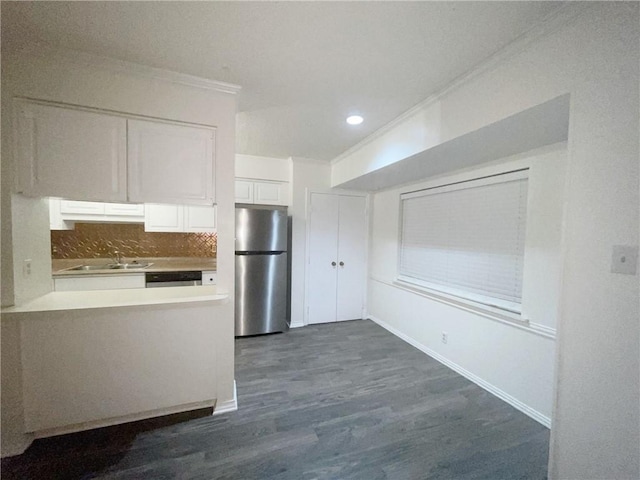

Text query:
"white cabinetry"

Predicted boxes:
[[53, 274, 145, 292], [306, 193, 367, 324], [235, 179, 288, 206], [15, 100, 127, 202], [202, 271, 217, 285], [104, 203, 145, 216], [15, 100, 216, 205], [235, 180, 254, 203], [145, 204, 216, 233], [128, 119, 215, 205], [60, 200, 105, 215], [20, 305, 217, 433], [48, 198, 145, 229]]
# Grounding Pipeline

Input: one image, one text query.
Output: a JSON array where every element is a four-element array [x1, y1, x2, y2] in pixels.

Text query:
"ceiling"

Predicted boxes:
[[2, 1, 565, 162]]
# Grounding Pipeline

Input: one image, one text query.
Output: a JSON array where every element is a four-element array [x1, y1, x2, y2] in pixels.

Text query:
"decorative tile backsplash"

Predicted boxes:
[[51, 223, 216, 259]]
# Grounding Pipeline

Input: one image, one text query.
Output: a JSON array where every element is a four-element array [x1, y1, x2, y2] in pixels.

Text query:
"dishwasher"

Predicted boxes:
[[145, 271, 202, 287]]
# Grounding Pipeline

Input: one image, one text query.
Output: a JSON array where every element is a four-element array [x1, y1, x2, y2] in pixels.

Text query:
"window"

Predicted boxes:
[[398, 169, 528, 313]]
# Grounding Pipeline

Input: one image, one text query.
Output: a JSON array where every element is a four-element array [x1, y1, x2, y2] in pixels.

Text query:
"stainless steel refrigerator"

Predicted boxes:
[[235, 205, 289, 336]]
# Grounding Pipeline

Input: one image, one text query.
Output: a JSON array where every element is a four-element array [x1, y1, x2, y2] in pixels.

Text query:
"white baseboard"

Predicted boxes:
[[289, 321, 305, 329], [368, 315, 551, 428], [0, 435, 33, 458], [213, 380, 238, 415]]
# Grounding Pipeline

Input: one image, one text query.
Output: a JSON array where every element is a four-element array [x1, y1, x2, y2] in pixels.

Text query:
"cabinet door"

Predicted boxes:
[[184, 205, 216, 233], [53, 274, 145, 292], [235, 180, 254, 204], [48, 198, 74, 231], [60, 200, 105, 215], [15, 101, 127, 201], [103, 203, 145, 217], [336, 196, 367, 321], [306, 193, 339, 324], [128, 119, 215, 205], [254, 181, 286, 205], [144, 204, 183, 232]]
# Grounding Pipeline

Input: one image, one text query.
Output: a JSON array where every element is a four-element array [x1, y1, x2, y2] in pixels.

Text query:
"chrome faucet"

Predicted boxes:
[[112, 250, 124, 265]]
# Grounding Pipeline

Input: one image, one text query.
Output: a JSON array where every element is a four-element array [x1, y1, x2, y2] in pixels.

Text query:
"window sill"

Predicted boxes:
[[371, 277, 555, 339]]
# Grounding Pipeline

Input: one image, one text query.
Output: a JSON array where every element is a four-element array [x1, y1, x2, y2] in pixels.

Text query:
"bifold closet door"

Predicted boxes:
[[336, 195, 367, 321], [307, 193, 339, 324], [307, 193, 366, 325]]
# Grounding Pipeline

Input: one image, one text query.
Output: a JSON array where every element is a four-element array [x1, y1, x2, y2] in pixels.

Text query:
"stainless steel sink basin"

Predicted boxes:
[[67, 262, 153, 271], [68, 265, 112, 271], [107, 262, 153, 270]]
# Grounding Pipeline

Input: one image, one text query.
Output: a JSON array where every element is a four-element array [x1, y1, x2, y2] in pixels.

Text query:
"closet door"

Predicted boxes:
[[336, 195, 367, 321], [307, 193, 339, 324]]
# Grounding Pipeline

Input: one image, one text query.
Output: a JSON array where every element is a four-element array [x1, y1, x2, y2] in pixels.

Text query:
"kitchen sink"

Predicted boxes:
[[68, 265, 112, 271], [67, 262, 153, 271], [107, 262, 153, 270]]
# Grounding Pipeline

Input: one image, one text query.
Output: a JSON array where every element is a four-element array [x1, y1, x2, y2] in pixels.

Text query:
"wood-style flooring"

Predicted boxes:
[[1, 320, 550, 479]]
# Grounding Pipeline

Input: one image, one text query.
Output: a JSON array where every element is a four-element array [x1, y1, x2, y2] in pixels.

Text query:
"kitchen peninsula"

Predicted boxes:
[[1, 46, 238, 456]]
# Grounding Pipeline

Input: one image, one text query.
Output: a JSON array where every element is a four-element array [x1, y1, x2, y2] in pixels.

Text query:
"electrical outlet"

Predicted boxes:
[[441, 332, 448, 344], [23, 259, 32, 277]]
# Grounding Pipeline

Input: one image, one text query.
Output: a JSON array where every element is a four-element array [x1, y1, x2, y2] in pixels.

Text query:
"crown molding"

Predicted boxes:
[[330, 2, 593, 166], [289, 156, 329, 165], [9, 43, 242, 95]]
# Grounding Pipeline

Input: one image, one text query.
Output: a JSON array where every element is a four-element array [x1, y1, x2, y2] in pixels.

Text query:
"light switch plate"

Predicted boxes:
[[611, 245, 638, 275]]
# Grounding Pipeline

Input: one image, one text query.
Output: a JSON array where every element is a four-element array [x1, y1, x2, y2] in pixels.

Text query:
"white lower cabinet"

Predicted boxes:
[[306, 193, 367, 324], [20, 305, 217, 433], [144, 204, 216, 233], [54, 274, 145, 292], [202, 270, 217, 285]]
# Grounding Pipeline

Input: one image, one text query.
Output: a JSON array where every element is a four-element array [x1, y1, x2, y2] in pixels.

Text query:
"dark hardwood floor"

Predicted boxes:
[[1, 320, 550, 479]]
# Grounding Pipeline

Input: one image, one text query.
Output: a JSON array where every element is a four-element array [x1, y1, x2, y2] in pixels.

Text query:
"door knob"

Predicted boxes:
[[339, 261, 344, 267], [331, 261, 337, 267]]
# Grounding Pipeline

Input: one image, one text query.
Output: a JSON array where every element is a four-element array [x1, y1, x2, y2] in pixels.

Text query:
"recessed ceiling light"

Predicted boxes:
[[346, 115, 363, 125]]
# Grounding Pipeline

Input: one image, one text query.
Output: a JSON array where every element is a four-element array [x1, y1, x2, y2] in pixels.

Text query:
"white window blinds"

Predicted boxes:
[[399, 170, 528, 313]]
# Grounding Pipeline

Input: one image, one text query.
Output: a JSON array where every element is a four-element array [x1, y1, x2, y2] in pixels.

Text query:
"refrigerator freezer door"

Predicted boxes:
[[235, 252, 288, 336], [235, 207, 287, 252]]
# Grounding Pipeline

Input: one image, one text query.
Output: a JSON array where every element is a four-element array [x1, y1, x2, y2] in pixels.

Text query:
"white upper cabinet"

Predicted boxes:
[[144, 204, 184, 232], [128, 119, 215, 205], [103, 203, 145, 216], [53, 198, 144, 224], [235, 180, 254, 204], [184, 205, 216, 233], [15, 100, 127, 202], [59, 200, 105, 216], [254, 181, 285, 205], [235, 179, 288, 206], [144, 204, 216, 233], [14, 100, 217, 206]]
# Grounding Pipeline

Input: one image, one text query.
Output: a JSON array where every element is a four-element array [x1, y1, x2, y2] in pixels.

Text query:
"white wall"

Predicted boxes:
[[369, 145, 566, 424], [236, 154, 290, 182], [333, 4, 639, 478], [289, 158, 332, 327], [1, 46, 238, 454]]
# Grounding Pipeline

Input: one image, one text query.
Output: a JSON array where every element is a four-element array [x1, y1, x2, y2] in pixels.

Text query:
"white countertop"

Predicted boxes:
[[1, 285, 228, 314], [52, 257, 217, 277]]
